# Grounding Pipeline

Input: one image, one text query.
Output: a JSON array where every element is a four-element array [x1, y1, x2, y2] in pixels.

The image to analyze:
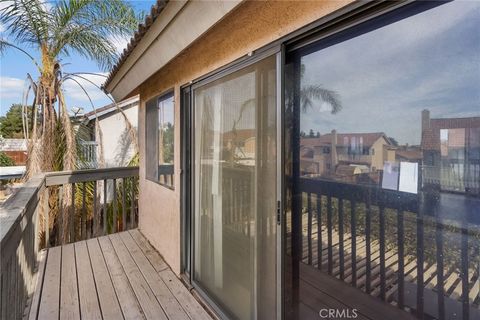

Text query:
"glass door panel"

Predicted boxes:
[[285, 2, 480, 319], [192, 55, 277, 319]]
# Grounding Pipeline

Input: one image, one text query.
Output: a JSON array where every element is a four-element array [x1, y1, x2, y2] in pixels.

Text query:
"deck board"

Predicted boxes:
[[75, 241, 102, 319], [60, 244, 80, 320], [28, 250, 47, 320], [159, 269, 212, 320], [109, 233, 167, 320], [29, 230, 212, 320], [37, 246, 61, 320], [129, 229, 169, 272], [86, 238, 124, 320], [118, 231, 187, 320]]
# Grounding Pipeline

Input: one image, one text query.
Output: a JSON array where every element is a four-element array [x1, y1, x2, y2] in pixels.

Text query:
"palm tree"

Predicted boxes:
[[0, 0, 139, 178], [227, 63, 342, 164], [1, 0, 141, 244]]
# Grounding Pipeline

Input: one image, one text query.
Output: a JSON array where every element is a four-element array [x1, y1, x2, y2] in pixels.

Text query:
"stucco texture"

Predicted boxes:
[[138, 0, 352, 274]]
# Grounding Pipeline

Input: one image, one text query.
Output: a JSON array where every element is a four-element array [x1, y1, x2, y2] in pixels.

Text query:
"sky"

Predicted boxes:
[[299, 0, 480, 146], [0, 0, 156, 116]]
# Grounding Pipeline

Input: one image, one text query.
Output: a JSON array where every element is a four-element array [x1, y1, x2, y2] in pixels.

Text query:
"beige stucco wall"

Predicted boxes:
[[137, 0, 353, 274], [371, 136, 390, 171]]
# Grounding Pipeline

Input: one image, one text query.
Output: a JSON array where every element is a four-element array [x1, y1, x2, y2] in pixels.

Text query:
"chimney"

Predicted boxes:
[[422, 109, 431, 132], [331, 129, 338, 170]]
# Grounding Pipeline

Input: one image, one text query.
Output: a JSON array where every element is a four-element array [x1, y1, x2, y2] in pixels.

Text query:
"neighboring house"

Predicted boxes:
[[0, 139, 27, 165], [101, 1, 480, 320], [82, 95, 139, 168], [421, 109, 480, 195], [300, 131, 394, 178]]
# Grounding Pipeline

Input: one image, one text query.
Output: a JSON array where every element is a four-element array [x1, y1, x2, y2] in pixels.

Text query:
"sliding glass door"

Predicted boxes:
[[284, 1, 480, 319], [191, 55, 279, 319]]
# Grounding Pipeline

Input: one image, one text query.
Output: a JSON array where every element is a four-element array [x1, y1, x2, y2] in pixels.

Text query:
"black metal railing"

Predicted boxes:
[[296, 177, 480, 320]]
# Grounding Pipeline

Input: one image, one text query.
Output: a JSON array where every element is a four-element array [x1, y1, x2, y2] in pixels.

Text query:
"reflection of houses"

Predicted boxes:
[[394, 146, 422, 163], [421, 109, 480, 195], [300, 131, 395, 182], [222, 129, 256, 165], [223, 129, 256, 160]]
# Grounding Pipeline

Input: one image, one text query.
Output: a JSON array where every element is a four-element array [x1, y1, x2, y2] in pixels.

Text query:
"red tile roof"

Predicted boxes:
[[395, 149, 423, 161], [222, 129, 256, 143], [103, 0, 169, 90], [301, 132, 388, 148], [421, 117, 480, 150]]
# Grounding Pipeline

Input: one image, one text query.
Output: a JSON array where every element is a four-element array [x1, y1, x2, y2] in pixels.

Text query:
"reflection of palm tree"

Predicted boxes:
[[288, 63, 342, 115], [300, 85, 341, 114], [201, 63, 342, 166]]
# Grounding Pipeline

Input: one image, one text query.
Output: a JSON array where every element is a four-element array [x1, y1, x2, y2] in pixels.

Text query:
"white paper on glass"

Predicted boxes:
[[398, 162, 418, 194], [382, 161, 399, 191]]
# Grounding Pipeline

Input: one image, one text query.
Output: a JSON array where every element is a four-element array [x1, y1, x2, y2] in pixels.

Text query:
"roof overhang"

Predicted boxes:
[[86, 95, 139, 121], [104, 0, 243, 101]]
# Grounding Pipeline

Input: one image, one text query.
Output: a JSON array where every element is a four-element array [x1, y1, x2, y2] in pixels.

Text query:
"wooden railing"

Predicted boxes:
[[0, 176, 44, 320], [44, 166, 139, 247], [158, 164, 174, 188], [0, 166, 139, 320], [295, 177, 480, 320]]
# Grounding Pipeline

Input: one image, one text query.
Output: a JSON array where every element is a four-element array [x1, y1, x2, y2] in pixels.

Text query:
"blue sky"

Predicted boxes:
[[0, 0, 156, 116], [300, 0, 480, 146]]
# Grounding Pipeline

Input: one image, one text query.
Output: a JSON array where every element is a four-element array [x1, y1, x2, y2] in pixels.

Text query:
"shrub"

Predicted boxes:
[[0, 152, 15, 166]]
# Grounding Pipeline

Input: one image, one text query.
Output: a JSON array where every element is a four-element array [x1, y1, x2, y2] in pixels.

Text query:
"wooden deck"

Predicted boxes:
[[295, 215, 480, 319], [27, 229, 212, 320], [297, 263, 416, 320]]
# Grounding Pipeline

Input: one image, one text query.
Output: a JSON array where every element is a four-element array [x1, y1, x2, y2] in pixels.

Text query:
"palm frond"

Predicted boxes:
[[62, 75, 106, 167], [51, 0, 138, 70], [300, 85, 342, 114], [66, 73, 138, 154], [0, 38, 42, 71], [62, 29, 119, 70], [0, 0, 51, 45], [57, 88, 77, 171]]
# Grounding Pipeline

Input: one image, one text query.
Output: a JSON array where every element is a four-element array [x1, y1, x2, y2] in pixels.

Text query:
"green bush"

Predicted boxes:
[[0, 152, 15, 166]]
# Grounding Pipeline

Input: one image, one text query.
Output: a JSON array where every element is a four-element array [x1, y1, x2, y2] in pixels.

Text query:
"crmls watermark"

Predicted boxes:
[[318, 308, 358, 319]]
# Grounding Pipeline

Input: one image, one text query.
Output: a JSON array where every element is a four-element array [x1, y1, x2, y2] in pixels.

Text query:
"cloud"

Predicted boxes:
[[0, 1, 12, 10], [299, 1, 480, 146], [0, 2, 12, 34], [108, 35, 132, 54], [0, 77, 25, 100], [0, 74, 111, 114], [62, 73, 109, 105]]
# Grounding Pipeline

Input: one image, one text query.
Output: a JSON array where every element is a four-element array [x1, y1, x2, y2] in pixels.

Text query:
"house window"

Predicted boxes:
[[145, 91, 175, 187]]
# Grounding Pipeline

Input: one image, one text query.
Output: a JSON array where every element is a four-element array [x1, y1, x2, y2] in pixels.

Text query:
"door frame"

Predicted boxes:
[[180, 47, 284, 319]]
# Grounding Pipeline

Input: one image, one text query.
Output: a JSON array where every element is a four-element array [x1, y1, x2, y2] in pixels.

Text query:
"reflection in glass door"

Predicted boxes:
[[285, 2, 480, 320], [192, 55, 278, 319]]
